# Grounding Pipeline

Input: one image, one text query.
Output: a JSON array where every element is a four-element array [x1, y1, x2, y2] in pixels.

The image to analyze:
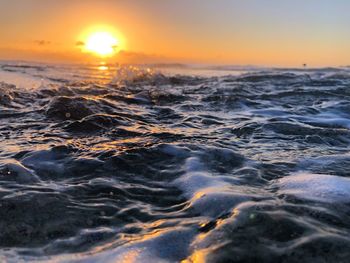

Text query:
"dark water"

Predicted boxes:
[[1, 62, 350, 262]]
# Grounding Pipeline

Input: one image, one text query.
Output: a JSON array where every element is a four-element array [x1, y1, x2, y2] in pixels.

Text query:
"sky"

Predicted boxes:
[[0, 0, 349, 66]]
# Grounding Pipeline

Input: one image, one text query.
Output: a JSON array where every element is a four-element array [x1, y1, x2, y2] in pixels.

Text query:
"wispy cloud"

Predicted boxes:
[[34, 40, 51, 46], [75, 41, 85, 47]]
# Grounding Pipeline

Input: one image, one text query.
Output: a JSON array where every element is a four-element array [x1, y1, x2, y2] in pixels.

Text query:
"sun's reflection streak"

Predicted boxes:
[[98, 65, 109, 71]]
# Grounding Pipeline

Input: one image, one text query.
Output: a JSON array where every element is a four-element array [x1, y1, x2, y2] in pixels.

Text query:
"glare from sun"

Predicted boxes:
[[85, 32, 119, 57]]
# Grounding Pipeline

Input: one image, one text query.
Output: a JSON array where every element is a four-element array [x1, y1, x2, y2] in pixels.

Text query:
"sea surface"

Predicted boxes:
[[1, 61, 350, 262]]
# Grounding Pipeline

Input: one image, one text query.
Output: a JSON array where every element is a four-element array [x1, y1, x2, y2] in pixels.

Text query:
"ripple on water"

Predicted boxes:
[[1, 64, 350, 262]]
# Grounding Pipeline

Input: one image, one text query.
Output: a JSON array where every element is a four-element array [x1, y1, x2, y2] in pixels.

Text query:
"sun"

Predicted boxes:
[[78, 25, 125, 58], [85, 31, 119, 57]]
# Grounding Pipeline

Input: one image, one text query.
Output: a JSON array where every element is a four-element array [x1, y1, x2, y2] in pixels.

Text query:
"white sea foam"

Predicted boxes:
[[276, 172, 350, 203], [173, 154, 252, 217], [2, 160, 40, 183]]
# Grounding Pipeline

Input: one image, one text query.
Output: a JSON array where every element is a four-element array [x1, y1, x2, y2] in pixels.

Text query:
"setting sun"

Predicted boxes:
[[85, 32, 119, 56]]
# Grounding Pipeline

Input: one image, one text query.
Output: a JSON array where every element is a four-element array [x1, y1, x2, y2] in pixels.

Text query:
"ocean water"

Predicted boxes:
[[1, 61, 350, 262]]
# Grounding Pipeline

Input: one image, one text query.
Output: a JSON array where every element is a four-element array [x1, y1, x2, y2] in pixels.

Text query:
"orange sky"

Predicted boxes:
[[0, 0, 349, 66]]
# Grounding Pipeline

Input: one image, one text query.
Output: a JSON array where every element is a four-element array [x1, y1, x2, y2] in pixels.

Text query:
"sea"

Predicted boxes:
[[1, 60, 350, 262]]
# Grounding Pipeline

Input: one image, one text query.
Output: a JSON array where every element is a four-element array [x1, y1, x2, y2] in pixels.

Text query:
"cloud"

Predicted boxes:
[[34, 40, 51, 46], [75, 41, 85, 47]]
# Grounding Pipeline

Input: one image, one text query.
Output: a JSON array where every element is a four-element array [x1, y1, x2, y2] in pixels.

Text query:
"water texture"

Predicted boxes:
[[1, 62, 350, 262]]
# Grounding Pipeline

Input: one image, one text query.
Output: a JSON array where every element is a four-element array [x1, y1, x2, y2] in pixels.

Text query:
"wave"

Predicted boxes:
[[1, 63, 350, 262]]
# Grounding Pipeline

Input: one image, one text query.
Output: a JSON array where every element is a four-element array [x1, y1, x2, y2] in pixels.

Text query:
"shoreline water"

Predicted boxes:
[[1, 61, 350, 262]]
